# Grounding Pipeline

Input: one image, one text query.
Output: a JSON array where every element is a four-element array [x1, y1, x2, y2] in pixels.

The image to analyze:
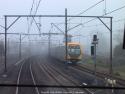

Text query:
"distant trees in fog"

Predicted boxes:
[[112, 29, 125, 65]]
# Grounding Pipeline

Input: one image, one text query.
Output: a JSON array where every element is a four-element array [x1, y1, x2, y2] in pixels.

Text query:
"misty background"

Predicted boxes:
[[0, 0, 125, 69]]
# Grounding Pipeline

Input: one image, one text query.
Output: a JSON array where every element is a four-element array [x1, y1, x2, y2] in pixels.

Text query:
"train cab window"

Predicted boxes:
[[68, 45, 81, 56]]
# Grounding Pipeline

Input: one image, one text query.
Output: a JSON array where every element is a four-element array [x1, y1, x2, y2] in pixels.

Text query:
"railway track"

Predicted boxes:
[[15, 58, 40, 94], [49, 57, 125, 93], [45, 62, 96, 94], [37, 57, 96, 94], [73, 64, 125, 87], [4, 55, 124, 94], [51, 57, 125, 87], [38, 62, 72, 93], [0, 56, 124, 94], [30, 64, 40, 94], [15, 60, 25, 94]]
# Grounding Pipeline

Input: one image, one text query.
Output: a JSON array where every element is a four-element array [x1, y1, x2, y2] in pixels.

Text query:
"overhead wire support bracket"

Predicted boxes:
[[32, 17, 41, 32], [97, 17, 112, 31], [7, 16, 21, 30], [51, 23, 64, 34]]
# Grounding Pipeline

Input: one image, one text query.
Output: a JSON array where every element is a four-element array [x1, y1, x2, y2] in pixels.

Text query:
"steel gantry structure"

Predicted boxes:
[[3, 9, 113, 78]]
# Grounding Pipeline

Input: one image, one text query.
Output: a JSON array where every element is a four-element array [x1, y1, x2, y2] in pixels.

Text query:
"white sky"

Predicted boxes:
[[0, 0, 124, 16]]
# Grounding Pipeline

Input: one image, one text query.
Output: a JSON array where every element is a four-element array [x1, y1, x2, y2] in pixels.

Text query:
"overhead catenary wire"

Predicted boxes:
[[78, 0, 104, 15], [30, 0, 42, 35], [50, 18, 125, 34], [30, 0, 42, 26], [51, 0, 105, 33], [68, 0, 104, 21], [30, 0, 35, 15], [27, 0, 35, 34], [67, 4, 125, 31], [48, 19, 125, 34], [38, 17, 41, 36], [83, 4, 125, 25], [106, 5, 125, 15], [28, 0, 42, 34], [27, 0, 35, 33], [83, 18, 125, 28], [0, 24, 5, 29], [51, 23, 64, 34], [104, 0, 107, 14], [104, 0, 107, 15], [34, 0, 42, 15], [78, 29, 125, 38], [32, 17, 40, 32]]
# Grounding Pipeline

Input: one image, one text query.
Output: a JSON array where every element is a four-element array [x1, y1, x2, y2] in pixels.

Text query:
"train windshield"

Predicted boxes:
[[68, 45, 81, 57]]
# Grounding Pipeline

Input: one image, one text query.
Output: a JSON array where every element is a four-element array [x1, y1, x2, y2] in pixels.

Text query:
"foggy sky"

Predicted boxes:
[[0, 0, 125, 56]]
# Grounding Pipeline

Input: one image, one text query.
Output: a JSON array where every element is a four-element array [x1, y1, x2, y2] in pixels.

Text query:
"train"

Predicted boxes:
[[50, 42, 83, 64]]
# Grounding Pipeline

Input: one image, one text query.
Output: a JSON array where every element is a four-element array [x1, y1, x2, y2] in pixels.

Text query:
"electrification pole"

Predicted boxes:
[[110, 17, 113, 77], [48, 30, 51, 56], [4, 16, 7, 73], [65, 8, 68, 63], [123, 22, 125, 49], [19, 34, 22, 59]]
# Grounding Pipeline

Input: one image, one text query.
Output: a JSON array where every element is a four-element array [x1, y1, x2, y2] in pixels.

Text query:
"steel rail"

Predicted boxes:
[[15, 60, 25, 94], [30, 64, 40, 94]]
